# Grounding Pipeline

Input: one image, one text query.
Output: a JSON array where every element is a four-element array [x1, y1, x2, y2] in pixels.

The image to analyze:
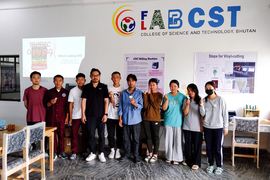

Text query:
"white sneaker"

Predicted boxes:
[[115, 149, 121, 159], [99, 152, 106, 163], [108, 148, 115, 159], [86, 153, 96, 162]]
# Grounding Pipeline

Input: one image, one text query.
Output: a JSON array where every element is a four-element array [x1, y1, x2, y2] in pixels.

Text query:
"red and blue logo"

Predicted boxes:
[[112, 5, 136, 37]]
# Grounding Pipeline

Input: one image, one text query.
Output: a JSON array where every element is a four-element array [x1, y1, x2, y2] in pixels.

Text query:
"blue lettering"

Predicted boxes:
[[228, 6, 241, 27], [188, 8, 205, 28], [141, 11, 148, 20], [168, 9, 183, 29], [208, 6, 224, 27]]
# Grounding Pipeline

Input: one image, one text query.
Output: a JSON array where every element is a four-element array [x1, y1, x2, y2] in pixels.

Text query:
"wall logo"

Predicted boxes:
[[112, 5, 136, 37]]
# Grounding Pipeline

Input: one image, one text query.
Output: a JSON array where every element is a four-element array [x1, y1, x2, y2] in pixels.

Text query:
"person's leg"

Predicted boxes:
[[142, 120, 153, 155], [164, 126, 173, 161], [86, 116, 97, 154], [204, 127, 214, 166], [151, 121, 160, 155], [184, 130, 192, 167], [213, 128, 224, 168], [123, 124, 131, 158], [173, 127, 183, 162], [97, 117, 105, 154], [81, 121, 88, 153], [115, 119, 123, 149], [71, 119, 81, 154], [58, 122, 66, 153], [131, 123, 141, 161], [106, 118, 115, 149], [192, 131, 202, 167]]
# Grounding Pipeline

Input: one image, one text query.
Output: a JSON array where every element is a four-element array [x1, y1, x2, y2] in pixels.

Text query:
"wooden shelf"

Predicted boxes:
[[243, 107, 260, 117]]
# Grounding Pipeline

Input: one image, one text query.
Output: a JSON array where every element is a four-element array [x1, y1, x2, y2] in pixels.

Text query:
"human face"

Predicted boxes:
[[76, 77, 86, 87], [149, 82, 158, 92], [205, 84, 215, 95], [54, 77, 64, 90], [111, 73, 121, 85], [127, 78, 136, 89], [30, 74, 41, 85], [90, 71, 100, 83], [187, 87, 195, 99], [170, 83, 178, 93]]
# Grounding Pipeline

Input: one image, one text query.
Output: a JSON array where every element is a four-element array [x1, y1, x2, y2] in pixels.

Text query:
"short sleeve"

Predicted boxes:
[[23, 88, 28, 101], [182, 99, 187, 110], [68, 89, 75, 102], [103, 85, 109, 98], [81, 85, 88, 98]]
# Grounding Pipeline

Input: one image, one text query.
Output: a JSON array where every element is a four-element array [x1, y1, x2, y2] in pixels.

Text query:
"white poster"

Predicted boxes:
[[22, 36, 85, 78], [195, 52, 257, 94], [125, 54, 165, 93]]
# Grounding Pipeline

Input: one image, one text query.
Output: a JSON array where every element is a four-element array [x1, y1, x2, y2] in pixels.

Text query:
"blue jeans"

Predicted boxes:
[[123, 123, 141, 160]]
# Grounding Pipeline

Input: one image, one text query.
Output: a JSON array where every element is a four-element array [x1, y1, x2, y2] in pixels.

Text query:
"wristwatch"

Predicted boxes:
[[104, 113, 108, 116]]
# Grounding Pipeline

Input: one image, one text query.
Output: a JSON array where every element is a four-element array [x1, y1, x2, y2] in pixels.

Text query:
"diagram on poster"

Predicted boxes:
[[194, 52, 257, 95], [125, 54, 164, 93]]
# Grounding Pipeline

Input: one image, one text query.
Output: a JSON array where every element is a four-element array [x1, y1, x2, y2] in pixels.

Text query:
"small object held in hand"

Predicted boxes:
[[129, 96, 133, 99], [55, 97, 57, 100], [8, 123, 15, 131]]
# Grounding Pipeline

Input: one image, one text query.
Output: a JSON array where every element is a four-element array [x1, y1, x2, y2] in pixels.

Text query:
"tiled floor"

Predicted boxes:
[[24, 149, 270, 180]]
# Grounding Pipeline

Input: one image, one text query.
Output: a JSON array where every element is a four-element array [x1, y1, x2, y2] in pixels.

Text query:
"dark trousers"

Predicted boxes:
[[123, 123, 141, 160], [204, 127, 223, 167], [142, 120, 160, 155], [86, 116, 105, 154], [71, 119, 81, 154], [81, 121, 89, 153], [47, 121, 65, 154], [106, 119, 123, 149], [183, 130, 202, 167]]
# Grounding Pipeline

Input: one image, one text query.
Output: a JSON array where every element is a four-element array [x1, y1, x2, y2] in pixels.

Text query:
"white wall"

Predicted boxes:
[[0, 0, 270, 150]]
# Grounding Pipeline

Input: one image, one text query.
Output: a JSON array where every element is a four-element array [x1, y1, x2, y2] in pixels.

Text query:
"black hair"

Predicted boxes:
[[53, 74, 64, 81], [90, 68, 101, 75], [204, 81, 217, 102], [126, 74, 137, 81], [187, 83, 201, 104], [169, 79, 179, 88], [111, 71, 121, 76], [148, 78, 158, 85], [30, 71, 41, 78], [76, 73, 85, 79]]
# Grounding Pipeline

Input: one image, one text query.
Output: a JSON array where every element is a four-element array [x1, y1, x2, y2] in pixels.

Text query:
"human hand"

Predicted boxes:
[[199, 99, 204, 106], [223, 130, 228, 136], [51, 98, 57, 104], [164, 94, 168, 100], [119, 119, 123, 127], [143, 91, 147, 95], [186, 98, 190, 105], [81, 116, 87, 124], [102, 115, 107, 123], [109, 91, 114, 97]]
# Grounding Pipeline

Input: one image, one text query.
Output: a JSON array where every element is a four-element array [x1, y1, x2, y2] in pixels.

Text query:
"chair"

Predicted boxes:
[[0, 127, 29, 180], [231, 116, 260, 168]]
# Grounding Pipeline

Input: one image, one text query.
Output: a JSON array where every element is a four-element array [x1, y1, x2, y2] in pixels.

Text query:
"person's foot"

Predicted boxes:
[[70, 154, 76, 160], [108, 148, 115, 159], [134, 157, 141, 163], [81, 152, 89, 158], [150, 156, 158, 163], [59, 152, 67, 159], [99, 152, 106, 163], [86, 153, 97, 162], [173, 161, 179, 165], [115, 149, 121, 159], [192, 165, 199, 170], [182, 161, 187, 166], [145, 155, 152, 162], [53, 154, 57, 161], [165, 159, 171, 163]]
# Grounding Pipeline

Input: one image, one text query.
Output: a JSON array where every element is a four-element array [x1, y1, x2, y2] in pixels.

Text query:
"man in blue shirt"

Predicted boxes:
[[119, 74, 143, 163]]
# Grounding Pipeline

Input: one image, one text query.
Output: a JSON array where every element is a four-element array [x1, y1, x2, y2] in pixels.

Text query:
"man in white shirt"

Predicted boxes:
[[107, 71, 125, 159], [68, 73, 86, 160]]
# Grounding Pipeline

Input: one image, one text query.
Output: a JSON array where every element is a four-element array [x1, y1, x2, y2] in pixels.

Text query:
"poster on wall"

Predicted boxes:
[[194, 52, 257, 95], [125, 54, 164, 94]]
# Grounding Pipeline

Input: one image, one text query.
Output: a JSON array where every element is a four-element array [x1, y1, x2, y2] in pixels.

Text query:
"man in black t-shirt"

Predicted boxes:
[[81, 68, 109, 163]]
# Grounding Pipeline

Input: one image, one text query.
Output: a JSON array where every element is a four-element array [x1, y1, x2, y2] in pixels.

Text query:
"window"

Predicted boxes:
[[0, 55, 20, 101]]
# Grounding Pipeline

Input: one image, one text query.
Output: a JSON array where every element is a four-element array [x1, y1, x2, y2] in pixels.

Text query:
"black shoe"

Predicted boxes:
[[59, 152, 67, 159], [134, 157, 141, 163]]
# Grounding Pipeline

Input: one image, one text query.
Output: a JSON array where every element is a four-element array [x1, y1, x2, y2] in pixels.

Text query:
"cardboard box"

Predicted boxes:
[[64, 137, 72, 153], [65, 126, 72, 138]]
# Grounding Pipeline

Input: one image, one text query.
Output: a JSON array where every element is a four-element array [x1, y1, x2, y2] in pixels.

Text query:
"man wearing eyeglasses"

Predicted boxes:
[[81, 68, 109, 163]]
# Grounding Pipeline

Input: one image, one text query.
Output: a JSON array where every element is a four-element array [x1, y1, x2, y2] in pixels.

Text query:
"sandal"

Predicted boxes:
[[206, 166, 214, 173], [165, 160, 171, 163], [192, 165, 199, 170], [173, 161, 179, 165], [214, 167, 223, 175], [182, 161, 187, 166], [145, 155, 152, 162]]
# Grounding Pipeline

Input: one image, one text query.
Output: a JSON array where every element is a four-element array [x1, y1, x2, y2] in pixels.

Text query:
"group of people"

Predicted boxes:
[[23, 68, 228, 175]]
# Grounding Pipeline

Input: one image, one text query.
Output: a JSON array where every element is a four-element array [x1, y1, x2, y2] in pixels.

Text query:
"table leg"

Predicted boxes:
[[49, 131, 54, 171]]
